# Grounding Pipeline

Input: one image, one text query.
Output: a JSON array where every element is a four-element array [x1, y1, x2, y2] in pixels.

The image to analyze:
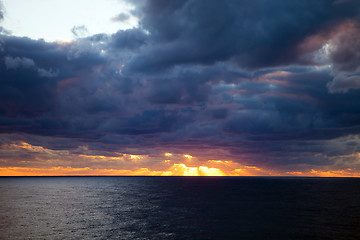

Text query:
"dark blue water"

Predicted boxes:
[[0, 177, 360, 240]]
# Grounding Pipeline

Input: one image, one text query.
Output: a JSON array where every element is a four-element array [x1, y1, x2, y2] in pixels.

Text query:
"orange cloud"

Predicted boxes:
[[78, 153, 145, 162], [167, 164, 225, 176], [287, 169, 360, 177], [184, 154, 193, 159], [0, 167, 172, 176], [0, 163, 225, 176], [0, 159, 268, 176], [0, 142, 278, 176], [1, 142, 359, 177], [206, 160, 277, 176], [1, 165, 360, 177]]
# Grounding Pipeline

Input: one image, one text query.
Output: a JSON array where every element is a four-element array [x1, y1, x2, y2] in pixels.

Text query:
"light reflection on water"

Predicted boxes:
[[1, 177, 360, 239]]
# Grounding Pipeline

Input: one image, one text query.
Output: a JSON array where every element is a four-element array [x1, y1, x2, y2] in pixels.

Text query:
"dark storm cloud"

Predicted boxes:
[[123, 0, 360, 73], [1, 0, 360, 171], [147, 69, 215, 104], [111, 28, 148, 50], [223, 70, 360, 140], [0, 35, 106, 117]]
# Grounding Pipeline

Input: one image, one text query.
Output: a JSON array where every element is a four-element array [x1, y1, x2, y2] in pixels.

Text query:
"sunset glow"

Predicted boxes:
[[2, 165, 360, 177], [1, 141, 360, 177]]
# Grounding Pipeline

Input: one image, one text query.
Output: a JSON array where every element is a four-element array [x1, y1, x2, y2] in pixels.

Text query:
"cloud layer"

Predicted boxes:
[[1, 0, 360, 175]]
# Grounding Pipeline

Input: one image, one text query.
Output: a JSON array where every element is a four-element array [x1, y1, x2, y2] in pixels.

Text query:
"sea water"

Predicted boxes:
[[1, 176, 360, 239]]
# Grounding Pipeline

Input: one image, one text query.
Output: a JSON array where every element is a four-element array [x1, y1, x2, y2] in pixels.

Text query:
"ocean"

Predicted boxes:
[[0, 177, 359, 239]]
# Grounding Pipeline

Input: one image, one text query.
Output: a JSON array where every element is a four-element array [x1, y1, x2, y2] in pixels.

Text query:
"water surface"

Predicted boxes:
[[1, 177, 360, 239]]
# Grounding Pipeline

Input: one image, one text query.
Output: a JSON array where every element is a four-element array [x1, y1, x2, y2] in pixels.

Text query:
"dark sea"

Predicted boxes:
[[0, 177, 360, 240]]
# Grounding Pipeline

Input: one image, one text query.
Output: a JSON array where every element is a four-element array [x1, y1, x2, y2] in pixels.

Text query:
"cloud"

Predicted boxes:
[[5, 56, 35, 69], [329, 22, 360, 73], [112, 13, 131, 22], [0, 1, 4, 21], [0, 0, 360, 174], [4, 56, 57, 77], [296, 20, 360, 93], [72, 25, 89, 38], [111, 28, 148, 50], [327, 74, 360, 93], [123, 0, 360, 73]]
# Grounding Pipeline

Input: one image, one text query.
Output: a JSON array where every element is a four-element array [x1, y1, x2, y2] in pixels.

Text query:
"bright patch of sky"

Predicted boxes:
[[1, 0, 138, 42]]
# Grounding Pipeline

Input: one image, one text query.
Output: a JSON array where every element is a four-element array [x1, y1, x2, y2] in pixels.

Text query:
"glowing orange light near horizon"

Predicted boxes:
[[129, 154, 141, 160], [184, 154, 192, 159], [169, 163, 225, 176], [1, 164, 360, 177], [2, 141, 360, 177], [198, 166, 224, 176]]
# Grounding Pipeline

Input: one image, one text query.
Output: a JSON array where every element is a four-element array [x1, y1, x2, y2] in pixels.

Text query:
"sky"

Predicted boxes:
[[0, 0, 360, 176], [1, 0, 138, 41]]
